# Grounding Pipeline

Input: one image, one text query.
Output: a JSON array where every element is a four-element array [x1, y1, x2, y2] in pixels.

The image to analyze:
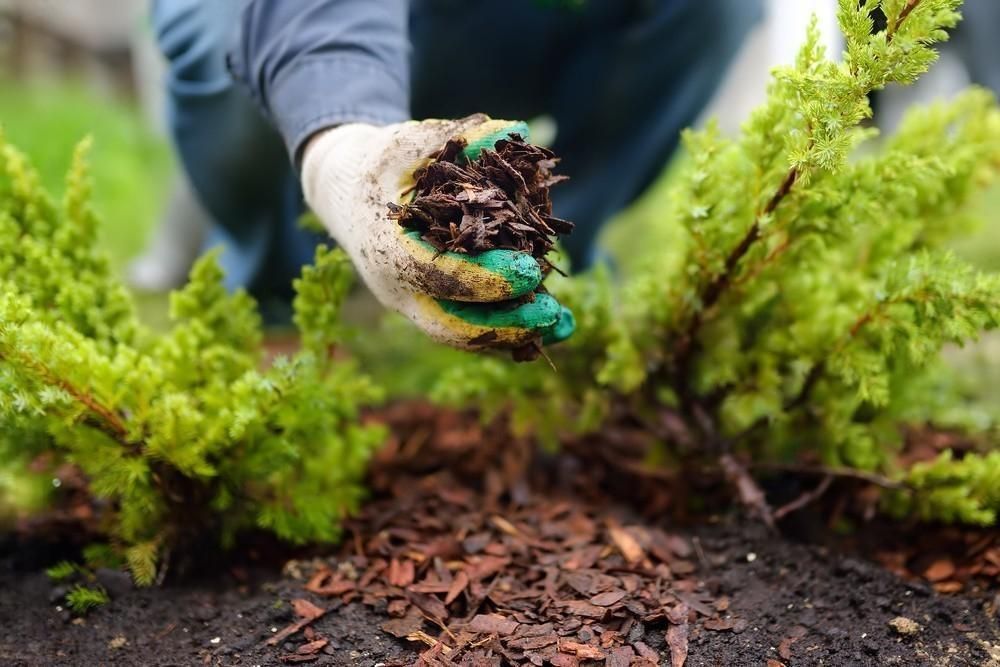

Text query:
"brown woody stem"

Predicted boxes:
[[889, 0, 922, 41], [0, 347, 130, 443]]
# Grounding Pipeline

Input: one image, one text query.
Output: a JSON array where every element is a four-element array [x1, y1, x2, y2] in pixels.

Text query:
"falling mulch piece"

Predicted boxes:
[[388, 134, 572, 265]]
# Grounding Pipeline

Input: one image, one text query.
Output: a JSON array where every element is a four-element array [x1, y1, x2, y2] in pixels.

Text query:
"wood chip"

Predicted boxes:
[[444, 570, 469, 605], [466, 613, 519, 636], [666, 622, 688, 667], [589, 590, 627, 607], [924, 559, 956, 582], [291, 599, 325, 620], [266, 600, 327, 646], [608, 523, 645, 565], [559, 641, 605, 660], [606, 646, 635, 667], [558, 600, 607, 619], [381, 609, 426, 638], [550, 654, 580, 667]]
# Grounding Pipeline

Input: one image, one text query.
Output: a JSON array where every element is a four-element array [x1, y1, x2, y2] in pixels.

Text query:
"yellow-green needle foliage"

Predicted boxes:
[[434, 0, 1000, 525], [0, 134, 384, 584]]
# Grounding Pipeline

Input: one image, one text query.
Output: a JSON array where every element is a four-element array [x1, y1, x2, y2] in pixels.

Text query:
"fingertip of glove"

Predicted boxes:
[[542, 306, 576, 345], [461, 120, 532, 161], [472, 250, 542, 298], [437, 291, 561, 332]]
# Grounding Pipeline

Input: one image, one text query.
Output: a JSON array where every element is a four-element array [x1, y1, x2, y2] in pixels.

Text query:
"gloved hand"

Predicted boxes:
[[302, 114, 575, 351]]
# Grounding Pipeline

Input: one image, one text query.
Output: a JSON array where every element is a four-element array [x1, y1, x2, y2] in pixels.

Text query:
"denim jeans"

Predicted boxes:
[[151, 0, 762, 302]]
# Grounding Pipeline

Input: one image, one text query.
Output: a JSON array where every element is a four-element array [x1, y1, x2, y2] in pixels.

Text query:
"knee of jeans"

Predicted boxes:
[[152, 0, 233, 87]]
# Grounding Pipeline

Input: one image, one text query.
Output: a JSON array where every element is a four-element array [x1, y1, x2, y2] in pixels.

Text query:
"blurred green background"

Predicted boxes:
[[0, 80, 171, 270]]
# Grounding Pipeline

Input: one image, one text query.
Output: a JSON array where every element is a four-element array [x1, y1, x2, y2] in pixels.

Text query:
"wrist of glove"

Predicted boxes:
[[302, 114, 575, 351]]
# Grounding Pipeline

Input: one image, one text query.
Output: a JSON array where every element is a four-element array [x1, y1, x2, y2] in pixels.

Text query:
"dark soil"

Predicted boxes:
[[1, 520, 996, 666], [1, 405, 997, 666]]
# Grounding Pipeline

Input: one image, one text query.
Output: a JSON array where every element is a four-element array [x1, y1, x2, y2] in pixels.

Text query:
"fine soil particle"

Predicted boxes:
[[387, 134, 572, 264], [1, 404, 997, 666]]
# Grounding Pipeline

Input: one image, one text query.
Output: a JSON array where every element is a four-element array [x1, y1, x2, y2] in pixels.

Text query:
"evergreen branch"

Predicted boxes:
[[684, 168, 800, 349], [0, 346, 129, 443], [673, 0, 932, 405], [671, 166, 801, 410], [786, 290, 925, 413], [731, 235, 792, 290], [888, 0, 923, 41]]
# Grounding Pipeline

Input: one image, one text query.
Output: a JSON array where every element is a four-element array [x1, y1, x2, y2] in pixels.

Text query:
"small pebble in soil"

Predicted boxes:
[[49, 585, 69, 603], [95, 567, 133, 598], [747, 552, 757, 563], [888, 616, 922, 637]]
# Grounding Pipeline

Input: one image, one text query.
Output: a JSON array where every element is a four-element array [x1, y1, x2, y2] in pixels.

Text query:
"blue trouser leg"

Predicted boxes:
[[152, 0, 315, 305], [412, 0, 762, 269], [156, 0, 760, 299], [547, 0, 762, 267]]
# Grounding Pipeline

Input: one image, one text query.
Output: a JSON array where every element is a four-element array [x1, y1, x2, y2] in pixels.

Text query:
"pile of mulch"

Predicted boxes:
[[291, 472, 706, 666], [388, 134, 573, 264], [260, 403, 999, 666]]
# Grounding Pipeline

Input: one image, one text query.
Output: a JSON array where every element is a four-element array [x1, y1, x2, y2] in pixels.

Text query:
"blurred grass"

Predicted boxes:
[[0, 79, 170, 270]]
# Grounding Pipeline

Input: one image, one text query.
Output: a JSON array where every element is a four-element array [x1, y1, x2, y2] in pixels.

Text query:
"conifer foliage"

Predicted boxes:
[[434, 0, 1000, 524], [0, 134, 384, 584]]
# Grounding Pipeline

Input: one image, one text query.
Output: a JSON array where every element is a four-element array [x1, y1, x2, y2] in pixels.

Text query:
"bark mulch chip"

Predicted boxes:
[[388, 134, 573, 266], [275, 404, 722, 665]]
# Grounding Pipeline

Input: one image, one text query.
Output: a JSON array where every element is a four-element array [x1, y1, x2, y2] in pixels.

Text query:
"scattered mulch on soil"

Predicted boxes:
[[264, 403, 999, 666], [387, 134, 573, 264], [2, 403, 997, 666], [296, 457, 706, 665]]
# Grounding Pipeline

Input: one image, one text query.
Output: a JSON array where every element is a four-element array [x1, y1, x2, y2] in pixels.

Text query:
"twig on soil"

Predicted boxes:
[[692, 537, 711, 572], [720, 453, 776, 529], [774, 475, 834, 521], [752, 461, 907, 491]]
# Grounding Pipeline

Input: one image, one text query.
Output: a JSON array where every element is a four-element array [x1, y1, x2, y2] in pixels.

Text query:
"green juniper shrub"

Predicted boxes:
[[0, 134, 385, 584], [433, 0, 1000, 524]]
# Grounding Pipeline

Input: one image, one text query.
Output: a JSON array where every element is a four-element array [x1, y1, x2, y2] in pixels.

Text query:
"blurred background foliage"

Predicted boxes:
[[0, 79, 170, 270]]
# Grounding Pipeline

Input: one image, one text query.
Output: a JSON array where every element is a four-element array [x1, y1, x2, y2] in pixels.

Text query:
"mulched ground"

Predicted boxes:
[[1, 403, 997, 666]]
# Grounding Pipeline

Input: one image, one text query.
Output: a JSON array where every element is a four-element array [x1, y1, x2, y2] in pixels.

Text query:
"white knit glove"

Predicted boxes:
[[301, 114, 574, 350]]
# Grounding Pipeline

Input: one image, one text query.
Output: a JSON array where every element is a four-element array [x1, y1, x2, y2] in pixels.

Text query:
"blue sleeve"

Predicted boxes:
[[229, 0, 412, 163]]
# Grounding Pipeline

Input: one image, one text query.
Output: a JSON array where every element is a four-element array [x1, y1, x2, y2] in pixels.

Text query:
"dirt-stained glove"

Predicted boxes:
[[301, 114, 575, 351]]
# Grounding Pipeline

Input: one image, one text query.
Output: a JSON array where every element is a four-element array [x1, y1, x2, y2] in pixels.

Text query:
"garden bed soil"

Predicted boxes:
[[1, 404, 997, 667]]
